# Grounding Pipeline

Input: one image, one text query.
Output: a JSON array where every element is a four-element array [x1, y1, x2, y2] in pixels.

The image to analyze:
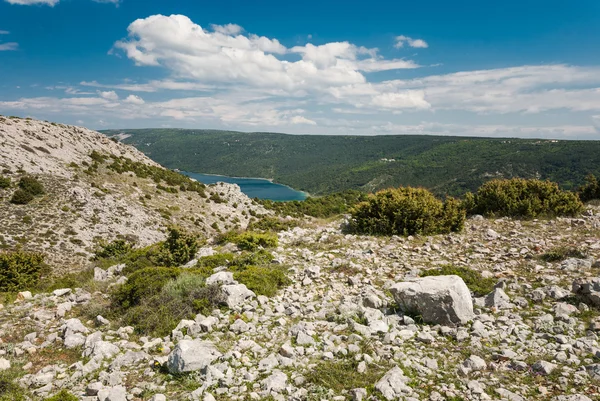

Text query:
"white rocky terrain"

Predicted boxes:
[[1, 116, 600, 401], [0, 116, 265, 268]]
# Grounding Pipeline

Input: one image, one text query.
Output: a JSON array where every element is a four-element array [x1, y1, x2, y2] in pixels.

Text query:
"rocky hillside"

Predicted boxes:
[[1, 209, 600, 400], [0, 116, 265, 269]]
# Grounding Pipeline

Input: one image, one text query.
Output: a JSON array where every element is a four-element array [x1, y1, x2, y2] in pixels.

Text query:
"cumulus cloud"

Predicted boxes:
[[0, 42, 18, 51], [98, 90, 119, 100], [394, 35, 429, 49], [80, 79, 213, 93], [112, 14, 420, 93], [290, 116, 316, 125], [124, 94, 145, 104]]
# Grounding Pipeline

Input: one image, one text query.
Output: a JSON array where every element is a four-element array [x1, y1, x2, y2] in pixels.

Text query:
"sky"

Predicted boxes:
[[1, 0, 600, 139]]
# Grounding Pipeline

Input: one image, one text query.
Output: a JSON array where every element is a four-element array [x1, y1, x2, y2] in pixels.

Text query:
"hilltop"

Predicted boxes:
[[105, 128, 600, 196]]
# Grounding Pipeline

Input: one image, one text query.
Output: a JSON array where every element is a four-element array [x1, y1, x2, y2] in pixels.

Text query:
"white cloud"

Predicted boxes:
[[0, 30, 9, 35], [395, 35, 429, 49], [211, 23, 243, 35], [112, 14, 420, 93], [98, 90, 119, 100], [124, 94, 145, 104], [4, 0, 59, 5], [0, 42, 18, 51], [371, 91, 430, 110], [80, 79, 213, 93], [92, 0, 120, 4], [290, 116, 316, 125]]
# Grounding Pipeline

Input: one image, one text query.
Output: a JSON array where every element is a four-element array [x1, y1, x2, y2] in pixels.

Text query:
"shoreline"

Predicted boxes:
[[181, 171, 310, 200]]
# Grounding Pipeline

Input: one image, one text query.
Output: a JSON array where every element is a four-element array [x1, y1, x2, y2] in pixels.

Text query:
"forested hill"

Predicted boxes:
[[104, 128, 600, 196]]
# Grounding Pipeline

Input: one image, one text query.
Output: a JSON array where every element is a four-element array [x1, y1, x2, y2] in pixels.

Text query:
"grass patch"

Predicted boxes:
[[305, 358, 388, 394], [421, 265, 495, 296], [233, 265, 290, 297], [44, 389, 78, 401], [539, 246, 586, 262], [0, 367, 28, 401]]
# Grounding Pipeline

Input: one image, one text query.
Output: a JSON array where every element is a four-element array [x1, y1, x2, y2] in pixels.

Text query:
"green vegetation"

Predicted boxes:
[[464, 178, 583, 219], [154, 226, 199, 266], [305, 358, 387, 394], [9, 176, 45, 205], [0, 367, 27, 401], [0, 175, 10, 189], [218, 231, 278, 251], [18, 176, 45, 196], [94, 239, 133, 260], [349, 187, 465, 236], [0, 251, 48, 292], [540, 246, 587, 263], [258, 190, 368, 218], [106, 155, 206, 197], [233, 265, 290, 297], [113, 266, 181, 308], [578, 174, 600, 202], [421, 265, 495, 296], [44, 389, 78, 401], [9, 189, 34, 205], [107, 128, 600, 197]]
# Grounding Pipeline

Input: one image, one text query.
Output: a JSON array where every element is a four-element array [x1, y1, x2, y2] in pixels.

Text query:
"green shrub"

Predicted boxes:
[[466, 178, 583, 219], [10, 189, 34, 205], [112, 266, 180, 308], [18, 176, 44, 196], [0, 176, 10, 189], [421, 265, 495, 296], [540, 246, 586, 262], [233, 265, 290, 297], [578, 174, 600, 202], [0, 251, 47, 292], [198, 253, 235, 269], [155, 226, 199, 266], [349, 187, 465, 236], [0, 367, 27, 401], [220, 231, 278, 251], [44, 389, 78, 401], [94, 239, 133, 260], [120, 273, 221, 336], [230, 249, 275, 268]]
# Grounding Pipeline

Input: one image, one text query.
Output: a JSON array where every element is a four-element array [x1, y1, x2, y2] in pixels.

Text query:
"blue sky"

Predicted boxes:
[[1, 0, 600, 139]]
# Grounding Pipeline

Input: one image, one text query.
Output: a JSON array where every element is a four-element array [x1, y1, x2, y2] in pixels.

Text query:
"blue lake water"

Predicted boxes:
[[182, 172, 307, 202]]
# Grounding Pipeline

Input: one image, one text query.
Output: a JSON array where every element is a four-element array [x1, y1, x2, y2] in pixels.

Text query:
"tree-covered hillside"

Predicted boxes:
[[105, 128, 600, 196]]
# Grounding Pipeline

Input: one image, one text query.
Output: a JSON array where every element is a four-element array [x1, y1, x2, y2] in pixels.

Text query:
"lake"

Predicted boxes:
[[182, 172, 307, 202]]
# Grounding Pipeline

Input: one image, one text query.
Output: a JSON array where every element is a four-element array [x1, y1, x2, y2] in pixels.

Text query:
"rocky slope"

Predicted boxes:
[[2, 209, 600, 400], [0, 116, 265, 269]]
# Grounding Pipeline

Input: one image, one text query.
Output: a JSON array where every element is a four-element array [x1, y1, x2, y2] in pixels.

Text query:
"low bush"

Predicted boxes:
[[10, 189, 34, 205], [0, 367, 27, 401], [18, 176, 44, 196], [0, 251, 47, 292], [349, 187, 465, 236], [44, 390, 78, 401], [233, 265, 290, 297], [230, 249, 275, 268], [465, 178, 583, 219], [112, 266, 181, 309], [578, 174, 600, 202], [197, 253, 235, 269], [120, 273, 222, 336], [540, 246, 587, 263], [219, 231, 278, 251], [94, 239, 133, 260], [421, 265, 495, 296], [154, 226, 199, 266], [0, 175, 10, 189]]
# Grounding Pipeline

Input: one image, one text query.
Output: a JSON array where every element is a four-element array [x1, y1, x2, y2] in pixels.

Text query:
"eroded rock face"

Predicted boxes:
[[166, 340, 222, 374], [389, 275, 474, 325]]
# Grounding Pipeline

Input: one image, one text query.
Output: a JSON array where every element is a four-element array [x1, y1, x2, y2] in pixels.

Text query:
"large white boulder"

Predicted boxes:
[[389, 275, 474, 325], [166, 340, 222, 374], [374, 366, 413, 400], [221, 284, 255, 309]]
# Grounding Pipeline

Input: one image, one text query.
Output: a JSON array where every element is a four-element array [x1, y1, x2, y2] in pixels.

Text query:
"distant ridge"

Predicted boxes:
[[104, 128, 600, 196]]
